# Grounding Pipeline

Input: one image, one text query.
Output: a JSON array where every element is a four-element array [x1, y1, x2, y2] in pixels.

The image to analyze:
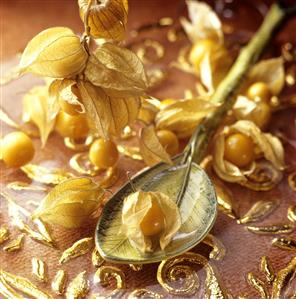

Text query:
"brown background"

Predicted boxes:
[[1, 0, 296, 298]]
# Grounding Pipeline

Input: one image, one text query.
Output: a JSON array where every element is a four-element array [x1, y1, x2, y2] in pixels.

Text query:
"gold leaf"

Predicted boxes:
[[52, 270, 67, 295], [59, 237, 93, 264], [288, 172, 296, 192], [0, 270, 53, 299], [213, 120, 285, 183], [271, 256, 296, 299], [64, 135, 93, 152], [92, 248, 105, 268], [117, 145, 143, 161], [3, 193, 55, 247], [22, 85, 58, 146], [213, 180, 237, 219], [138, 98, 160, 125], [19, 27, 88, 78], [78, 0, 128, 40], [203, 234, 226, 261], [0, 226, 10, 245], [21, 164, 74, 185], [139, 126, 172, 166], [32, 258, 47, 282], [180, 0, 223, 44], [69, 152, 101, 176], [247, 223, 294, 235], [272, 237, 296, 251], [247, 272, 269, 299], [155, 98, 216, 138], [0, 275, 24, 299], [238, 200, 279, 224], [246, 58, 285, 95], [260, 256, 275, 284], [121, 190, 181, 253], [66, 271, 89, 299], [31, 177, 104, 228], [78, 81, 140, 138], [288, 204, 296, 222], [3, 234, 24, 252], [128, 289, 162, 299], [84, 43, 148, 97]]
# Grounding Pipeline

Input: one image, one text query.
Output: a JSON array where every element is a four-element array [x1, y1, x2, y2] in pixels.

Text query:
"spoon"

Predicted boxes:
[[95, 2, 294, 264]]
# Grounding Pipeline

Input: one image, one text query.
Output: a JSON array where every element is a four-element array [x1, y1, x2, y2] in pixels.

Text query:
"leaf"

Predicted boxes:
[[23, 85, 59, 146], [155, 98, 216, 138], [78, 80, 140, 138], [120, 191, 181, 253], [213, 120, 284, 183], [21, 164, 74, 185], [247, 57, 285, 95], [180, 0, 223, 44], [59, 237, 93, 264], [84, 43, 148, 97], [66, 271, 89, 299], [19, 27, 88, 78], [238, 200, 279, 224], [31, 177, 104, 228], [139, 126, 172, 166], [78, 0, 128, 40]]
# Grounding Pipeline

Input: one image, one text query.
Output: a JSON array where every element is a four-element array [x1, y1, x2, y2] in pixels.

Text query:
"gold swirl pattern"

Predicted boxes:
[[69, 152, 101, 176], [288, 172, 296, 192], [240, 161, 283, 191], [203, 234, 226, 261], [247, 272, 269, 299], [287, 204, 296, 222], [94, 266, 126, 298], [157, 252, 229, 298]]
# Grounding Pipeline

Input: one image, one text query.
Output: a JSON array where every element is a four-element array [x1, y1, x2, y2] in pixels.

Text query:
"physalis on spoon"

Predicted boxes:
[[120, 190, 181, 254]]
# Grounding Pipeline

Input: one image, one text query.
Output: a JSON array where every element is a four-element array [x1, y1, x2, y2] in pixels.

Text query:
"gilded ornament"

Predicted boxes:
[[272, 237, 296, 251], [64, 135, 94, 152], [247, 272, 268, 299], [92, 248, 105, 268], [260, 256, 275, 284], [69, 152, 101, 176], [247, 223, 295, 235], [32, 258, 47, 282], [287, 204, 296, 222], [0, 226, 9, 245], [6, 181, 46, 191], [52, 270, 67, 295], [66, 271, 89, 299], [128, 289, 163, 298], [288, 172, 296, 191], [59, 237, 93, 264], [3, 234, 24, 252]]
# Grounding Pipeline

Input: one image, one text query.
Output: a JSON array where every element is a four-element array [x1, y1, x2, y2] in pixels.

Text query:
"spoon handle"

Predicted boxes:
[[185, 1, 294, 164]]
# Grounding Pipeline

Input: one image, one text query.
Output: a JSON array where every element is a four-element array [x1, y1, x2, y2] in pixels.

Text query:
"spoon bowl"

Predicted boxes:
[[95, 156, 217, 264]]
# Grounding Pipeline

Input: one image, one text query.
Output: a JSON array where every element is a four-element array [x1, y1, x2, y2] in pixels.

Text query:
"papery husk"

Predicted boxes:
[[199, 52, 232, 94], [78, 0, 128, 40], [53, 79, 85, 114], [31, 177, 104, 228], [120, 191, 181, 253], [137, 98, 160, 125], [213, 120, 284, 183], [155, 98, 216, 138], [78, 81, 140, 138], [19, 27, 88, 78], [84, 43, 148, 97], [244, 57, 285, 95], [180, 0, 223, 44], [23, 85, 59, 146], [139, 126, 172, 166]]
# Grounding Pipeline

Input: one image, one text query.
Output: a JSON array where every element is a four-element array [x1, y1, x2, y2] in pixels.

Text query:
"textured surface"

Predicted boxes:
[[1, 0, 296, 298]]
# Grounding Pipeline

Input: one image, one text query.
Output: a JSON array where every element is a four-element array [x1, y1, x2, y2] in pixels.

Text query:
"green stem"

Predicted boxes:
[[188, 2, 291, 164]]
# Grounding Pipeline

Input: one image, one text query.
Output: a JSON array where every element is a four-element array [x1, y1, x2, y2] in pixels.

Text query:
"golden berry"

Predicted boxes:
[[1, 131, 35, 167], [224, 133, 255, 168], [89, 138, 119, 169]]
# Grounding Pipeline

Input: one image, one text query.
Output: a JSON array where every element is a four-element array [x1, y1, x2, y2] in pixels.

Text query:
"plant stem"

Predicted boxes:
[[188, 2, 292, 164]]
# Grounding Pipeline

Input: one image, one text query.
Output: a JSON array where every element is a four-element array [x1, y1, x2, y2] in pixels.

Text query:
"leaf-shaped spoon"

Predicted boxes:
[[96, 2, 294, 264]]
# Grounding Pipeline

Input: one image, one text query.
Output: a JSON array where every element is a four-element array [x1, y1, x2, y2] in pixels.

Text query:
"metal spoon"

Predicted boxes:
[[95, 2, 293, 264]]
